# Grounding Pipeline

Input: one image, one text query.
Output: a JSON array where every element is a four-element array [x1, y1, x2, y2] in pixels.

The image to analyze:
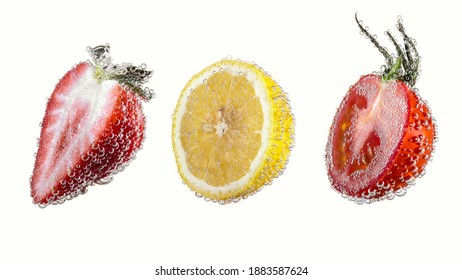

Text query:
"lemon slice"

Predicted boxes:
[[172, 59, 294, 203]]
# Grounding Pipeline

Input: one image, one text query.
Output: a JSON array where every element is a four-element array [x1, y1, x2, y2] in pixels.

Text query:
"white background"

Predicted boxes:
[[1, 0, 461, 278]]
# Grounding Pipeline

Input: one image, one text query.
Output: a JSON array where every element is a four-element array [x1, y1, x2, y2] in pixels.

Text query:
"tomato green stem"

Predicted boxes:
[[355, 14, 420, 87], [355, 14, 393, 68], [384, 57, 402, 82]]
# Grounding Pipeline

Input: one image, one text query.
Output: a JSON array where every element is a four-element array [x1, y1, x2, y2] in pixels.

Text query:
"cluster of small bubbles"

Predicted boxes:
[[371, 92, 435, 202], [361, 188, 377, 200]]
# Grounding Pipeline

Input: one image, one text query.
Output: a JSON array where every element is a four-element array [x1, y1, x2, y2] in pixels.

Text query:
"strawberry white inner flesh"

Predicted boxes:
[[34, 63, 118, 200], [329, 75, 409, 194]]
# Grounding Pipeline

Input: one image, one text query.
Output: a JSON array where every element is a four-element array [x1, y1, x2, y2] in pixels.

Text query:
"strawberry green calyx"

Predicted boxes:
[[355, 14, 420, 87], [88, 44, 155, 101]]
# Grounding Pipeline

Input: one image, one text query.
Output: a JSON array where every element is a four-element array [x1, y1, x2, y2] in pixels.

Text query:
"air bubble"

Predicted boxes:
[[405, 177, 416, 186], [409, 136, 420, 143], [81, 154, 89, 161], [68, 170, 75, 178], [395, 188, 407, 197], [95, 176, 114, 185], [386, 192, 395, 200]]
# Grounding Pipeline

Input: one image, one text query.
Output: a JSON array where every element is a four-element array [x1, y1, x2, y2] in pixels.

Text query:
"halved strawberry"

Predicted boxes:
[[325, 15, 436, 203], [30, 45, 154, 207]]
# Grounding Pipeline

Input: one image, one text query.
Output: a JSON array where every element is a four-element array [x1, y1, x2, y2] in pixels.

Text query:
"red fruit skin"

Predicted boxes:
[[373, 86, 435, 199], [31, 62, 146, 206], [326, 74, 435, 203]]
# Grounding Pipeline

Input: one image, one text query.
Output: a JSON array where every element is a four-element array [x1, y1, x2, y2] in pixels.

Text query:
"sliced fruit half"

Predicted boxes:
[[325, 15, 436, 204], [326, 74, 435, 202], [31, 45, 153, 207], [172, 59, 294, 203]]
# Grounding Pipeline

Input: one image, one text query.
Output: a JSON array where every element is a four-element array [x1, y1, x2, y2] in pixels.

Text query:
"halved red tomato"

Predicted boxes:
[[326, 15, 436, 203], [326, 74, 435, 202]]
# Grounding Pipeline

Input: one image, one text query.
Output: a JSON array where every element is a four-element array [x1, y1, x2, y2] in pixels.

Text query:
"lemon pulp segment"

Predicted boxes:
[[180, 71, 264, 186], [172, 59, 294, 202]]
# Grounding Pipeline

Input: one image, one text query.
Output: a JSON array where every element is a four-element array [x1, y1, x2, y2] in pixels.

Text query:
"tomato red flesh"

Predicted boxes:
[[327, 74, 422, 200]]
